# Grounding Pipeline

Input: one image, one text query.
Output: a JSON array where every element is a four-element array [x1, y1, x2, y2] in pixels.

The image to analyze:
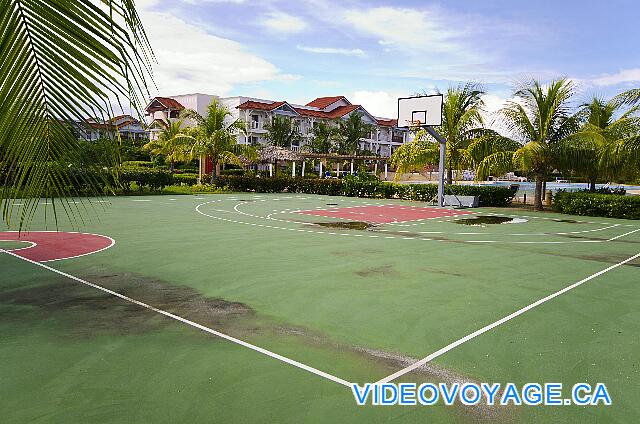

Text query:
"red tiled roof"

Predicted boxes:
[[325, 104, 360, 118], [109, 114, 141, 128], [238, 100, 286, 111], [294, 104, 360, 119], [305, 96, 348, 109], [152, 97, 184, 110], [376, 118, 397, 127]]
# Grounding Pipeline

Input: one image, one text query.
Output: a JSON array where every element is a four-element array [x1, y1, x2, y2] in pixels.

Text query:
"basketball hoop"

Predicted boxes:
[[397, 94, 443, 129], [397, 94, 446, 207]]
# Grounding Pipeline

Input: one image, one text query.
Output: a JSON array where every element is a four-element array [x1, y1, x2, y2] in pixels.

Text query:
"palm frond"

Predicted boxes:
[[1, 0, 153, 229], [475, 152, 515, 180]]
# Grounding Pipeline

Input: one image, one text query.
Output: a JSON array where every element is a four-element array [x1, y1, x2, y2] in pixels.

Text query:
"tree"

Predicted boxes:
[[1, 0, 152, 228], [558, 93, 640, 190], [336, 112, 373, 155], [264, 115, 302, 148], [391, 83, 486, 182], [598, 89, 640, 180], [179, 99, 255, 183], [143, 120, 188, 172], [304, 122, 337, 154], [471, 78, 579, 210]]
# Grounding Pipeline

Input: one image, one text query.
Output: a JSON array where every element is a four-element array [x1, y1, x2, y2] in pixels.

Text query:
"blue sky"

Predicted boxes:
[[138, 0, 640, 118]]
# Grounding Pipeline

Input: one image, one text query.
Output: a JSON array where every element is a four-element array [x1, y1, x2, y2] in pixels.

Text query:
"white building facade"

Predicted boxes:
[[145, 93, 410, 157]]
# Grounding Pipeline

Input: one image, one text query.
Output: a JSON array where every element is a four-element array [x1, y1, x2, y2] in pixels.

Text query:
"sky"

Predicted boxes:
[[137, 0, 640, 119]]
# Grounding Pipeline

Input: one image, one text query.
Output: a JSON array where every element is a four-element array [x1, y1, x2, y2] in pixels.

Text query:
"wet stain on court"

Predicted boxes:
[[455, 216, 515, 226], [314, 221, 374, 230], [0, 273, 254, 338], [355, 264, 399, 278]]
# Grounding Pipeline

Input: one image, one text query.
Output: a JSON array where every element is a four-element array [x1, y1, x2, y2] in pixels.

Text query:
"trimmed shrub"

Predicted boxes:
[[220, 168, 246, 176], [173, 173, 199, 186], [119, 168, 174, 191], [122, 160, 153, 168], [215, 175, 514, 207], [553, 191, 640, 220], [446, 185, 514, 207]]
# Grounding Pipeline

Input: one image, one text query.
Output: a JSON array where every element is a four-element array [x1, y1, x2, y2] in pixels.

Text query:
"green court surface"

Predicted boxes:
[[1, 193, 639, 423]]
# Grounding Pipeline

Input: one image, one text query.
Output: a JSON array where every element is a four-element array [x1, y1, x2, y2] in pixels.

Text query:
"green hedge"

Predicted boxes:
[[553, 191, 640, 220], [119, 168, 174, 191], [173, 173, 199, 185], [220, 168, 246, 176], [215, 175, 514, 207]]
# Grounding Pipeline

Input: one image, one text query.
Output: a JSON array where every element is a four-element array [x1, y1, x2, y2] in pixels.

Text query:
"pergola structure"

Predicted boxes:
[[296, 153, 391, 179]]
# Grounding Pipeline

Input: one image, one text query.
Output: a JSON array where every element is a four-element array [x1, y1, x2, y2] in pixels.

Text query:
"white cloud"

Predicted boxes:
[[138, 4, 282, 96], [260, 12, 307, 34], [297, 46, 365, 57], [590, 68, 640, 86], [342, 6, 484, 62], [350, 90, 408, 118]]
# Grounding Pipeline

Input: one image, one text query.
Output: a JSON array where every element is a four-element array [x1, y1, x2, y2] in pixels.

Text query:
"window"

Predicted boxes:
[[169, 110, 179, 118]]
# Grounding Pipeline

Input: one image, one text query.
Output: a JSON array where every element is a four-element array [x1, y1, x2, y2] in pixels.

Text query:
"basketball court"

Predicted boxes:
[[2, 193, 639, 422]]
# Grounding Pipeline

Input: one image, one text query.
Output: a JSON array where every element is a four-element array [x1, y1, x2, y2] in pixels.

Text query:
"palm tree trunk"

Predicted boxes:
[[273, 160, 278, 177], [589, 179, 596, 192], [534, 173, 544, 211], [169, 160, 174, 172], [210, 160, 218, 184]]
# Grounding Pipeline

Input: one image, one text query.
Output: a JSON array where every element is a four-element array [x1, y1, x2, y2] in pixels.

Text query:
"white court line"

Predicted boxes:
[[608, 228, 640, 241], [198, 199, 634, 245], [0, 249, 352, 388], [376, 251, 640, 384]]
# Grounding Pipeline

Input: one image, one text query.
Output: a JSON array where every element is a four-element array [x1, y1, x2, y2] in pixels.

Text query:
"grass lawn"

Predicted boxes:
[[1, 193, 639, 423]]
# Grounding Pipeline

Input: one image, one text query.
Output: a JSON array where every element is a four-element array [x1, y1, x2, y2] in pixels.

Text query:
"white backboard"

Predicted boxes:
[[397, 94, 443, 128]]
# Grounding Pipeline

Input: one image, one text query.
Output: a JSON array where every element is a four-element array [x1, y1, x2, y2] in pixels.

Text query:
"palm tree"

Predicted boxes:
[[391, 83, 486, 183], [1, 0, 152, 228], [470, 78, 579, 210], [599, 89, 640, 179], [144, 120, 188, 172], [179, 99, 255, 183], [559, 93, 640, 190], [304, 122, 337, 154], [336, 112, 373, 155], [264, 115, 302, 148]]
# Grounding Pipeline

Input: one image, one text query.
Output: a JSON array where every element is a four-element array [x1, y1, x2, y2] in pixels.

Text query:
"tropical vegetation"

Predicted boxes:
[[178, 99, 255, 183], [335, 112, 374, 155], [143, 120, 188, 172], [264, 116, 302, 148], [394, 79, 640, 211], [1, 0, 152, 227]]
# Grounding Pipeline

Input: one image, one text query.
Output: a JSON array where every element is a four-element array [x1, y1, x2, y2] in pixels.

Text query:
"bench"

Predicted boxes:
[[443, 195, 479, 208]]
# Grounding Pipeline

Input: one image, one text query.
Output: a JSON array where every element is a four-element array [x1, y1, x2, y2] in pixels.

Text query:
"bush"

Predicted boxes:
[[553, 191, 640, 220], [173, 173, 199, 185], [119, 168, 174, 191], [220, 168, 246, 176], [214, 175, 514, 206], [122, 160, 153, 168], [577, 187, 627, 196], [446, 185, 514, 207]]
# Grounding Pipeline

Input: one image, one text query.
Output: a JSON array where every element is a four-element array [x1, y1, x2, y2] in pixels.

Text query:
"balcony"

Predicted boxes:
[[290, 145, 300, 152], [392, 136, 404, 143]]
